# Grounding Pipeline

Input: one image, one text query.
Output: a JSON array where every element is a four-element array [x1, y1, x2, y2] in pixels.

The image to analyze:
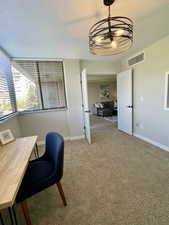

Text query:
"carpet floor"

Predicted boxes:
[[2, 117, 169, 225], [90, 115, 117, 129]]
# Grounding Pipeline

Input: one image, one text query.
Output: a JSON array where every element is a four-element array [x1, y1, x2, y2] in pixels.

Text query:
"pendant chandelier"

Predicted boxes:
[[89, 0, 133, 56]]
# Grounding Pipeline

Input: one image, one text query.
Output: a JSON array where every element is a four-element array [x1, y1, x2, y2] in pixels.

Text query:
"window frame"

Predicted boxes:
[[12, 59, 67, 112], [0, 59, 67, 122], [0, 112, 19, 123], [0, 63, 17, 121]]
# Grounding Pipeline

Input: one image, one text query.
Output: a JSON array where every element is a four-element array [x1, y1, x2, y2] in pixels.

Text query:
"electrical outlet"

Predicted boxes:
[[135, 123, 143, 129]]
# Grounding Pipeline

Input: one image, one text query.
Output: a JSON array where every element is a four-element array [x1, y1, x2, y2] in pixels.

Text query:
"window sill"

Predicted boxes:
[[18, 107, 68, 115], [0, 112, 19, 124], [0, 108, 67, 123]]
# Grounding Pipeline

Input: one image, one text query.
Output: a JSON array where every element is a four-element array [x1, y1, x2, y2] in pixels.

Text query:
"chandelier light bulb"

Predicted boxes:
[[95, 36, 103, 44], [115, 29, 125, 36], [111, 40, 117, 48]]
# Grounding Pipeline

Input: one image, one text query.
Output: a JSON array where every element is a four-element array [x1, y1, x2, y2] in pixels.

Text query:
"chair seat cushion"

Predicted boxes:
[[16, 160, 55, 203]]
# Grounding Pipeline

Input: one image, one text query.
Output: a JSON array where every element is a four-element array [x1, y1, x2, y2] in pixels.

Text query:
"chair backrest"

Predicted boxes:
[[101, 101, 114, 108], [45, 132, 64, 180]]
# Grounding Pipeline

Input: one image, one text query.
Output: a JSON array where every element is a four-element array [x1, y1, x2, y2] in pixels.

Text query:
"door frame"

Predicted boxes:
[[132, 68, 134, 135], [80, 68, 92, 144]]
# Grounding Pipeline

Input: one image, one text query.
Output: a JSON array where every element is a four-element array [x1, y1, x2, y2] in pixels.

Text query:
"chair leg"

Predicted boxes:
[[20, 201, 32, 225], [56, 182, 67, 206]]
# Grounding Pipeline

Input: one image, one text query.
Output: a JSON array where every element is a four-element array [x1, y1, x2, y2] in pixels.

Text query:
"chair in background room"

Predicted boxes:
[[16, 132, 67, 225], [93, 101, 114, 117]]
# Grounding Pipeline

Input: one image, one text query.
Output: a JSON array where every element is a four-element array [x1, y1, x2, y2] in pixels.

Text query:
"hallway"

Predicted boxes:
[[90, 115, 117, 131]]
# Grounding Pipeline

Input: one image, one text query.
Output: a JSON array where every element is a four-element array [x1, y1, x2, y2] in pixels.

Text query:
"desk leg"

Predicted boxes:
[[33, 144, 39, 159], [0, 213, 5, 225], [35, 144, 39, 158], [12, 206, 18, 225], [8, 206, 18, 225], [33, 148, 37, 158], [8, 208, 14, 225]]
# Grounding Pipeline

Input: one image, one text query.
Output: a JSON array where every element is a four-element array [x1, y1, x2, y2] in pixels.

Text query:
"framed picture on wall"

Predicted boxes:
[[100, 84, 111, 99], [0, 129, 15, 145]]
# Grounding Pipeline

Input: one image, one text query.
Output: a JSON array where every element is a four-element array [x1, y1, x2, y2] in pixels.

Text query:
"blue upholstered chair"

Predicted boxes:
[[16, 132, 67, 225]]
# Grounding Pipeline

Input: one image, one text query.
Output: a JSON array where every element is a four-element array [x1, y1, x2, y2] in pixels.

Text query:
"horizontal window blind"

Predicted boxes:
[[12, 60, 66, 111], [38, 61, 66, 109], [0, 54, 16, 119], [12, 61, 42, 111]]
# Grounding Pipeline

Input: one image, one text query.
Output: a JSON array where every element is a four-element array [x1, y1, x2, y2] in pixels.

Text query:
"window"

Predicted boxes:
[[0, 58, 66, 120], [38, 61, 66, 109], [12, 62, 42, 111], [0, 62, 15, 118], [164, 72, 169, 110], [12, 60, 66, 112]]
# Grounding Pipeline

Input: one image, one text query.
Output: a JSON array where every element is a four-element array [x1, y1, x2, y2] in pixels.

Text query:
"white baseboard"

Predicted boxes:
[[69, 135, 85, 141], [103, 117, 117, 123], [37, 135, 85, 146], [133, 133, 169, 152]]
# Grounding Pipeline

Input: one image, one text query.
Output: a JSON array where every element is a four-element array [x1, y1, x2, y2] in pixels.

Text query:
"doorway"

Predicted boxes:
[[87, 74, 118, 133], [81, 69, 133, 144]]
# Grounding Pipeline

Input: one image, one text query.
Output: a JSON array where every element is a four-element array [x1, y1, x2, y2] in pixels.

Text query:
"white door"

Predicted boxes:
[[117, 69, 133, 135], [81, 69, 91, 144]]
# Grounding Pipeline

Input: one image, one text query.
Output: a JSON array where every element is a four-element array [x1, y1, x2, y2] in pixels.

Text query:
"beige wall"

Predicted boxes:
[[64, 59, 83, 138], [88, 82, 117, 111], [0, 116, 21, 138], [81, 60, 120, 75], [120, 35, 169, 148], [18, 110, 69, 141]]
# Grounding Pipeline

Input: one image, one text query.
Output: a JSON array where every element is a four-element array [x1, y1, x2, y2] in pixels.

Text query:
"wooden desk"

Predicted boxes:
[[0, 136, 38, 210]]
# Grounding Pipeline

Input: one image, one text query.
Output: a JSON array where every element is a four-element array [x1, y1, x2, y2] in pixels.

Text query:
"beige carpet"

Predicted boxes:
[[90, 115, 117, 129], [2, 117, 169, 225]]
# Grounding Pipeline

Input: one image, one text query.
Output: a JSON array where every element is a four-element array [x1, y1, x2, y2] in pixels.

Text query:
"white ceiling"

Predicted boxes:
[[0, 0, 169, 61]]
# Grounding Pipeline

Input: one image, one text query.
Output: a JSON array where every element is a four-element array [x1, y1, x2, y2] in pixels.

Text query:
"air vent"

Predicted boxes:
[[128, 52, 144, 66]]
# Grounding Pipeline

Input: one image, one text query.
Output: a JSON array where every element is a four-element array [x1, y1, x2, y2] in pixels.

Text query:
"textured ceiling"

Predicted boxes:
[[0, 0, 169, 61]]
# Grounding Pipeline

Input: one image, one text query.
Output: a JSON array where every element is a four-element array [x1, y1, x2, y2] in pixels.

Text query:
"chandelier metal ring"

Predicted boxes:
[[89, 0, 133, 56]]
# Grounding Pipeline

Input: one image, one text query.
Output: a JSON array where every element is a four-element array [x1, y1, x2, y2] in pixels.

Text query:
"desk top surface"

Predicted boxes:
[[0, 136, 38, 209]]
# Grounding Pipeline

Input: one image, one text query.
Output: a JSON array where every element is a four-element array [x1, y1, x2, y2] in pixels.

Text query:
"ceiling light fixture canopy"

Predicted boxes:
[[89, 0, 133, 56]]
